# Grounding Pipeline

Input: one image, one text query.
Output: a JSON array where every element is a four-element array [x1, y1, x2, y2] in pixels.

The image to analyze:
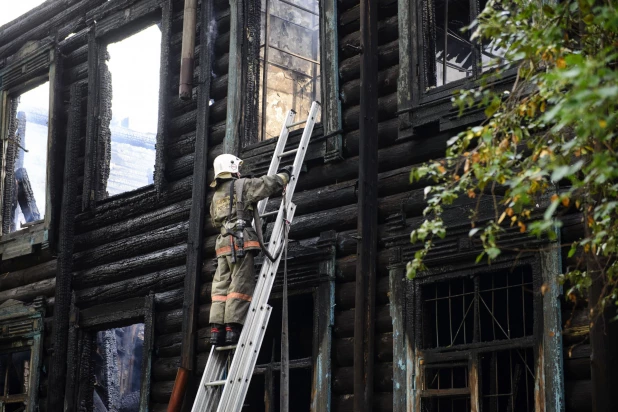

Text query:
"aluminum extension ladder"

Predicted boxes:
[[191, 101, 321, 412]]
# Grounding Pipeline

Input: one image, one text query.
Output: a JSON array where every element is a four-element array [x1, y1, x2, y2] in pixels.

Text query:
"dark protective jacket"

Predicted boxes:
[[210, 173, 288, 257]]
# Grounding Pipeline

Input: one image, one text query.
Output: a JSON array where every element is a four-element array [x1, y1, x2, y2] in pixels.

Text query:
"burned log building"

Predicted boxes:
[[0, 0, 596, 411]]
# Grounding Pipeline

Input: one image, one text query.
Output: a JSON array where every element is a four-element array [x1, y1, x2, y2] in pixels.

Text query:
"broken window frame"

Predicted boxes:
[[65, 295, 155, 412], [407, 257, 546, 411], [0, 46, 56, 259], [227, 0, 343, 159], [0, 298, 46, 412], [396, 0, 518, 126], [83, 0, 170, 210]]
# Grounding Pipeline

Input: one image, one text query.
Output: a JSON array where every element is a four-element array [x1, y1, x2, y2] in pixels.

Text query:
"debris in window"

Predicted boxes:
[[5, 82, 50, 233], [93, 324, 144, 412], [0, 350, 32, 397], [105, 25, 161, 196]]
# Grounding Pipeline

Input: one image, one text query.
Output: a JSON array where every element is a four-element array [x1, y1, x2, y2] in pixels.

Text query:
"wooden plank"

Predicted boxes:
[[388, 258, 406, 411], [155, 0, 173, 192], [79, 296, 145, 329]]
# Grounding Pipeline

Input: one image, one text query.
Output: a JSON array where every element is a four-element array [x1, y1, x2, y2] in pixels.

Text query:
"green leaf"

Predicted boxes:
[[487, 247, 501, 260]]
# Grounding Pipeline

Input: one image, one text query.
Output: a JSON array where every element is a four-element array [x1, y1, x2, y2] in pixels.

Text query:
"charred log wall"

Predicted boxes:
[[0, 0, 590, 410]]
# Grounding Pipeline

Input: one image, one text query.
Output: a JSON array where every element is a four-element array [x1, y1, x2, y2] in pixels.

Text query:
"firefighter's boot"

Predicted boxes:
[[210, 323, 225, 346], [225, 323, 242, 345]]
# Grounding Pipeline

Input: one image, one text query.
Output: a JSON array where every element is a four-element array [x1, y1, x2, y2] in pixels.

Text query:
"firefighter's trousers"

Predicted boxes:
[[209, 252, 255, 325]]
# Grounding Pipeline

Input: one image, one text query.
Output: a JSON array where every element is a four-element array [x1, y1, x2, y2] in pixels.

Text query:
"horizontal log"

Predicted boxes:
[[73, 244, 187, 289], [334, 333, 393, 367], [336, 276, 389, 309], [153, 352, 210, 381], [338, 0, 398, 36], [343, 92, 397, 130], [334, 305, 392, 338], [156, 303, 209, 334], [341, 65, 398, 106], [63, 44, 89, 68], [0, 0, 107, 58], [0, 277, 55, 305], [151, 380, 174, 403], [75, 266, 185, 306], [339, 15, 399, 60], [58, 27, 89, 54], [0, 0, 75, 47], [154, 326, 208, 358], [333, 362, 393, 394], [74, 199, 191, 252], [339, 39, 398, 83], [0, 259, 56, 291], [168, 97, 226, 136], [296, 133, 450, 193], [154, 288, 184, 312], [336, 252, 391, 282], [75, 176, 193, 232], [73, 221, 189, 270]]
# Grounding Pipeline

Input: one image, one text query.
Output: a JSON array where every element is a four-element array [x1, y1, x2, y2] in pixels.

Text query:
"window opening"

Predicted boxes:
[[4, 82, 49, 234], [418, 267, 535, 411], [0, 1, 46, 26], [480, 348, 534, 412], [92, 324, 145, 412], [105, 25, 161, 196], [259, 0, 321, 140], [0, 349, 32, 411], [244, 293, 313, 410], [422, 0, 509, 90]]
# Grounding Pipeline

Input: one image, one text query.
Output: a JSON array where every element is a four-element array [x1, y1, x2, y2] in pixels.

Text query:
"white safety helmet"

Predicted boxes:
[[211, 154, 243, 187]]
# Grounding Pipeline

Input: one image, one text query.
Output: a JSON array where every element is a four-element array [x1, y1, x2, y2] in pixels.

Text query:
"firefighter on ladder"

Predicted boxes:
[[209, 154, 292, 346]]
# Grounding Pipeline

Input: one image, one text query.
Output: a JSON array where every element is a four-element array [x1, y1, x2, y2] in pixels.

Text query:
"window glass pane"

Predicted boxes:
[[105, 25, 161, 196], [424, 0, 474, 88], [12, 82, 49, 232], [259, 0, 320, 140], [93, 324, 145, 412], [0, 350, 32, 396]]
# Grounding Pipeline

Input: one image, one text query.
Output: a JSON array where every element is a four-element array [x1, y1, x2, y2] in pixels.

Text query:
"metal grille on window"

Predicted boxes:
[[419, 267, 535, 412], [259, 0, 321, 140]]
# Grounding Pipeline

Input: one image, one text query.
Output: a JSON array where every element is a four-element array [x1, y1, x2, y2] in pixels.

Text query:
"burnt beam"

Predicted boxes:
[[354, 0, 379, 409], [173, 0, 216, 410], [47, 82, 82, 412]]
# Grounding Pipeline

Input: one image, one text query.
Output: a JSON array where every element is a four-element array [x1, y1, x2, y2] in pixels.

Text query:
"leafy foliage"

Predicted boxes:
[[408, 0, 618, 310]]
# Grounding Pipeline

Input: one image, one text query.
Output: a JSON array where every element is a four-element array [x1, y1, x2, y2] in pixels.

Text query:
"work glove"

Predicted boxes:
[[278, 165, 294, 180]]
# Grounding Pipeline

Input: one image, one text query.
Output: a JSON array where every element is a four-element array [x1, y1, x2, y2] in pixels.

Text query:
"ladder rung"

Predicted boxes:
[[277, 148, 298, 158], [204, 379, 227, 387], [287, 119, 307, 128], [260, 210, 278, 218], [215, 344, 238, 351]]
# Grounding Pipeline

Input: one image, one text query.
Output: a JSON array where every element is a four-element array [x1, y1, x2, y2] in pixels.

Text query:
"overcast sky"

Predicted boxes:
[[1, 1, 161, 135]]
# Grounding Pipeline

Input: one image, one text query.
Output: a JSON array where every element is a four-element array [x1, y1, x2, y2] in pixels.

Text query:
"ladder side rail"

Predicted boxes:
[[226, 305, 274, 412], [255, 110, 296, 218], [283, 102, 320, 207], [202, 352, 228, 411], [218, 104, 317, 408], [210, 103, 318, 411], [192, 348, 226, 412], [216, 204, 297, 411], [215, 303, 273, 412]]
